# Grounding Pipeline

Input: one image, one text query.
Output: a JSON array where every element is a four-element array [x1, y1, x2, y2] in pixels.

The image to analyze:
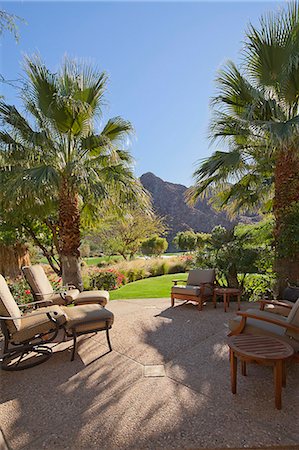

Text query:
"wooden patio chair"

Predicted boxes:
[[228, 298, 299, 362], [171, 268, 216, 311]]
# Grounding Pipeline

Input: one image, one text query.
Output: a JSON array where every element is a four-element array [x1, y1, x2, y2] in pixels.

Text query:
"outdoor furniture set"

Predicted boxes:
[[0, 265, 114, 371], [170, 268, 299, 409], [171, 268, 241, 312]]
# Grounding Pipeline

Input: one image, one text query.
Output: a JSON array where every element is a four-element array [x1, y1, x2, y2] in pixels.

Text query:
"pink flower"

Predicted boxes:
[[25, 289, 31, 295]]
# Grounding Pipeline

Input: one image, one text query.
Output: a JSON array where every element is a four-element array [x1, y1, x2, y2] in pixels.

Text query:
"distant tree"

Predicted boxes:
[[141, 235, 168, 256], [95, 210, 166, 260], [173, 230, 198, 252], [196, 222, 274, 289]]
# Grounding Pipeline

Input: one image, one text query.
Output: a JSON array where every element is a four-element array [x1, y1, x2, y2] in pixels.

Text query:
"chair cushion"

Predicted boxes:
[[64, 289, 80, 303], [264, 301, 293, 317], [0, 275, 21, 333], [286, 298, 299, 341], [12, 305, 66, 343], [61, 305, 114, 334], [187, 269, 215, 286], [73, 290, 109, 307], [23, 265, 54, 300], [172, 285, 200, 297]]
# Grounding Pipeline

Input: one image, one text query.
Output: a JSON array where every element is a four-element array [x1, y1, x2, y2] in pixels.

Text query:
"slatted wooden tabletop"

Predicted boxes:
[[214, 287, 241, 294], [228, 335, 294, 361]]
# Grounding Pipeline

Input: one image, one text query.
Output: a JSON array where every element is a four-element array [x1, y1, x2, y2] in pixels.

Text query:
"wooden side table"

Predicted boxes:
[[213, 287, 241, 312], [228, 335, 294, 410]]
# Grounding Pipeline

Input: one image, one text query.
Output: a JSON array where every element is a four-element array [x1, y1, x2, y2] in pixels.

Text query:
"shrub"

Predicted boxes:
[[91, 269, 125, 290], [242, 273, 274, 301], [167, 263, 186, 274], [148, 261, 169, 277], [82, 274, 91, 290], [141, 236, 168, 256], [6, 276, 33, 304], [125, 268, 147, 283]]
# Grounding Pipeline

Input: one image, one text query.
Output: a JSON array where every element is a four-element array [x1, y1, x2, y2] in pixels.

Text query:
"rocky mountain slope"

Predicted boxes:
[[140, 172, 254, 250]]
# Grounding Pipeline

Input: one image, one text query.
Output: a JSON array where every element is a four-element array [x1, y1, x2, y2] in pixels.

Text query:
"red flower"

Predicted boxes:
[[25, 289, 31, 295]]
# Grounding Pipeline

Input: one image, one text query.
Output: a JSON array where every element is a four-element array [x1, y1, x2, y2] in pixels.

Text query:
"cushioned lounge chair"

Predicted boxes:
[[22, 265, 109, 307], [228, 298, 299, 360], [171, 268, 216, 311], [0, 275, 114, 369], [0, 274, 66, 370]]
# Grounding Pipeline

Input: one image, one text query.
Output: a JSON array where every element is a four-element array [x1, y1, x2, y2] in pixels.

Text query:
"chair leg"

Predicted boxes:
[[106, 325, 112, 352], [197, 298, 203, 311], [71, 329, 77, 361], [171, 294, 175, 307]]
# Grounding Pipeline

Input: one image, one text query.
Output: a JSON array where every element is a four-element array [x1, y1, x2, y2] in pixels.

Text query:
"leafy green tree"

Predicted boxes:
[[173, 230, 198, 252], [92, 210, 166, 260], [196, 225, 270, 289], [188, 3, 299, 292], [0, 56, 148, 288], [141, 235, 168, 256]]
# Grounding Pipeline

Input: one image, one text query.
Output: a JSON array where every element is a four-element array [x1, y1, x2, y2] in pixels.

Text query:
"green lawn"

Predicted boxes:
[[109, 272, 187, 300]]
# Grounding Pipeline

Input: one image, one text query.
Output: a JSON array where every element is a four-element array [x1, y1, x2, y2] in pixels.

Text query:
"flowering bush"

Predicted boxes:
[[6, 276, 33, 304], [91, 269, 125, 290]]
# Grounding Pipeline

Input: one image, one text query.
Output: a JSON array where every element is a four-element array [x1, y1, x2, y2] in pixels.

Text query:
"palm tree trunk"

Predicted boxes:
[[273, 149, 299, 294], [59, 179, 83, 290]]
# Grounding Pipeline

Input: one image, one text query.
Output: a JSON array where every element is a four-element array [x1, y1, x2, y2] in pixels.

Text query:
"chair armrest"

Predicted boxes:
[[0, 310, 59, 321], [35, 290, 67, 298], [18, 300, 54, 308], [172, 280, 187, 286], [259, 299, 293, 311], [236, 311, 299, 333]]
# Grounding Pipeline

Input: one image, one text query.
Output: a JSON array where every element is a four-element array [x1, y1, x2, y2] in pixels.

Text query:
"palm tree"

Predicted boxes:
[[188, 3, 299, 291], [0, 56, 148, 288]]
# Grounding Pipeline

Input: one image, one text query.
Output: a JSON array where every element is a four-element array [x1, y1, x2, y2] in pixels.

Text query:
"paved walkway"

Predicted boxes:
[[1, 299, 299, 449]]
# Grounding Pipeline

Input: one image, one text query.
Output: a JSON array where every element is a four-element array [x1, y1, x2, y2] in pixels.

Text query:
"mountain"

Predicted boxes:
[[140, 172, 256, 251]]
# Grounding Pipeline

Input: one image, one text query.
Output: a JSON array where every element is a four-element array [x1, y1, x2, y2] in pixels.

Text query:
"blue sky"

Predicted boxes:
[[1, 1, 282, 186]]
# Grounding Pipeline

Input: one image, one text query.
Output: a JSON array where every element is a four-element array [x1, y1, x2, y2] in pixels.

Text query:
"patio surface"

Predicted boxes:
[[1, 298, 299, 450]]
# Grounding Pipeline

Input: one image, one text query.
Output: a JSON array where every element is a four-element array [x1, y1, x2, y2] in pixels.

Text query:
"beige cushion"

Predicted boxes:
[[23, 265, 54, 301], [12, 306, 66, 343], [264, 301, 293, 317], [61, 305, 114, 334], [0, 275, 21, 333], [73, 290, 109, 307], [172, 285, 200, 297], [187, 269, 215, 286], [286, 298, 299, 340], [64, 289, 80, 303], [172, 284, 213, 297]]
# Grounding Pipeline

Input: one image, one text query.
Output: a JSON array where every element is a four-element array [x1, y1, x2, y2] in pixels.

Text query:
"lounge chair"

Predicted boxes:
[[0, 275, 114, 369], [171, 268, 216, 311], [22, 264, 109, 307], [228, 298, 299, 360]]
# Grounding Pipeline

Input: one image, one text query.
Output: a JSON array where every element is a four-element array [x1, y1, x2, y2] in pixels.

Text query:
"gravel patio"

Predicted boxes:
[[1, 298, 299, 450]]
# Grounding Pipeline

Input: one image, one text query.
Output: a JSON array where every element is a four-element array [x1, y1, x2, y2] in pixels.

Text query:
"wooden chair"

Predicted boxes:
[[171, 269, 216, 311], [228, 298, 299, 362]]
